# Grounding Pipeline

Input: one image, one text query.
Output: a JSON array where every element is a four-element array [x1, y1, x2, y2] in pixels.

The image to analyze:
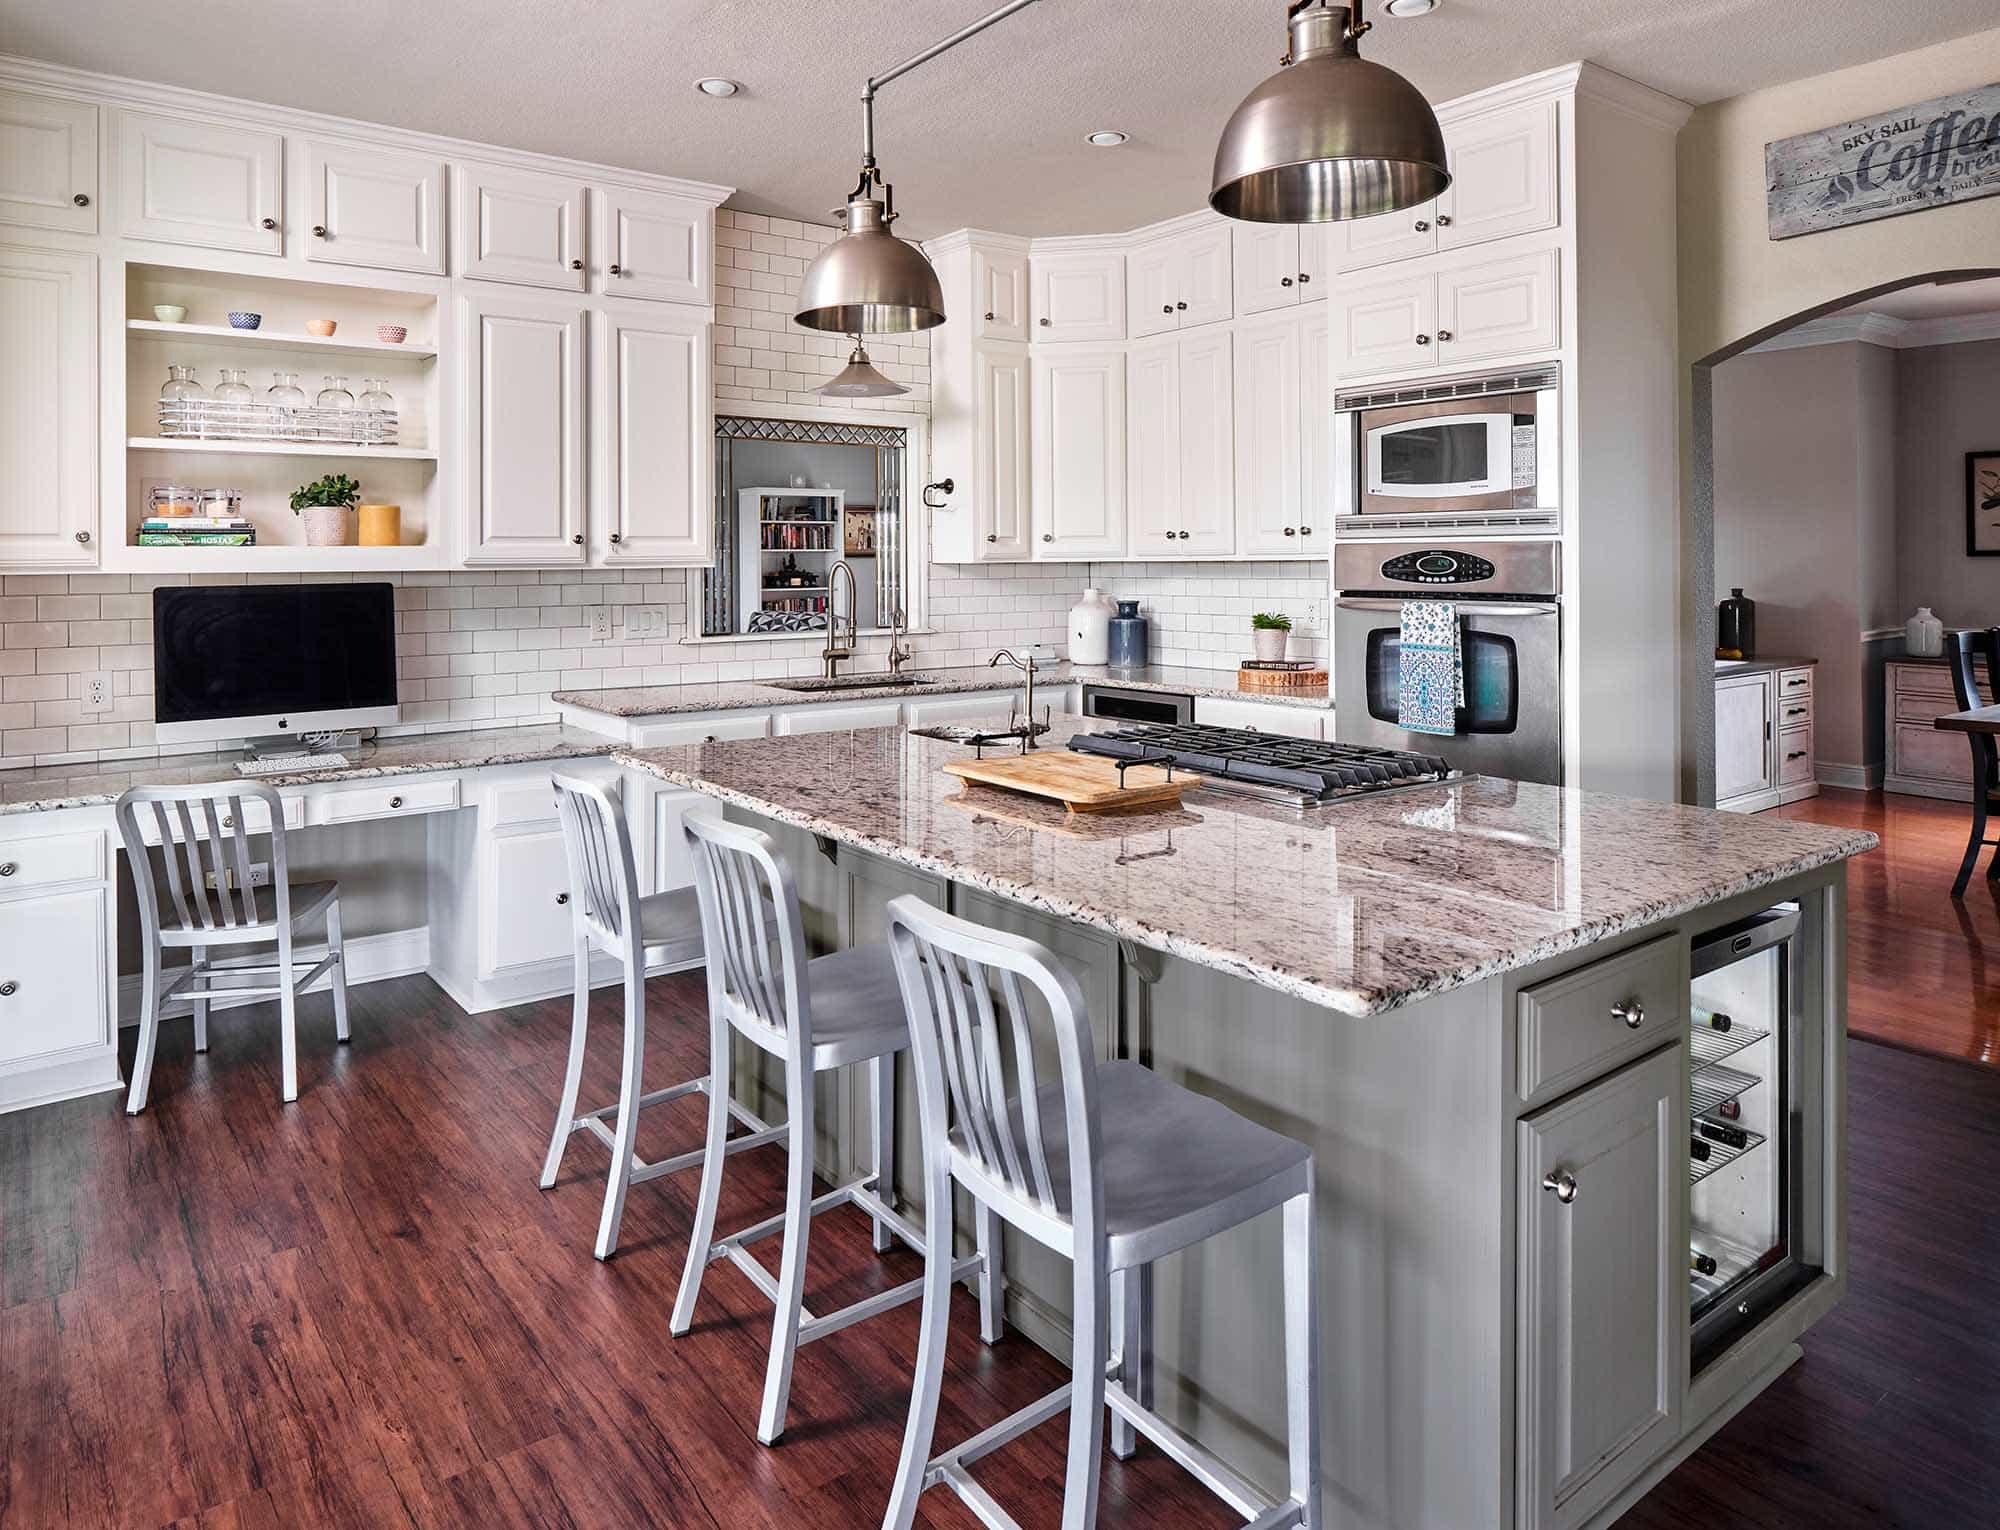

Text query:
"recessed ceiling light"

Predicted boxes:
[[694, 77, 741, 98], [1384, 0, 1438, 16], [1085, 130, 1130, 148]]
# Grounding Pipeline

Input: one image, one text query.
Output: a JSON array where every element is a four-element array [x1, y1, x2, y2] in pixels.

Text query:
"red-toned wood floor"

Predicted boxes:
[[3, 790, 1996, 1526]]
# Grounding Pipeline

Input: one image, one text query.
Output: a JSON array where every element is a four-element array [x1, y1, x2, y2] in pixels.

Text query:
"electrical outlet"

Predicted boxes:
[[82, 671, 113, 713], [626, 604, 669, 641], [1302, 599, 1322, 635], [203, 861, 271, 892], [588, 606, 613, 644]]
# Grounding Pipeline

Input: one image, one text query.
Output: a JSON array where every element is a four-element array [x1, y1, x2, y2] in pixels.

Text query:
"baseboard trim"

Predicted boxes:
[[117, 927, 432, 1026], [1815, 761, 1882, 790]]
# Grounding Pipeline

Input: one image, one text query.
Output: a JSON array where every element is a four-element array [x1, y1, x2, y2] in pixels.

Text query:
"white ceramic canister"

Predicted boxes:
[[1906, 606, 1945, 658], [1069, 587, 1116, 664]]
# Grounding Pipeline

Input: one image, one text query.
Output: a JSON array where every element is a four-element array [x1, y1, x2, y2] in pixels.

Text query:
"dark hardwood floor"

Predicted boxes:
[[3, 793, 1997, 1526]]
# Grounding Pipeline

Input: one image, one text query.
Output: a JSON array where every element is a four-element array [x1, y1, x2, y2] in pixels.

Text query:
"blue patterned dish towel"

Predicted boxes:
[[1398, 601, 1462, 736]]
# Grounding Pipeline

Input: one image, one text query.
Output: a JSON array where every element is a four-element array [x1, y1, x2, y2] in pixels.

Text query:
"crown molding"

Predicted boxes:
[[921, 228, 1031, 258], [1746, 308, 2000, 353], [1571, 61, 1695, 133]]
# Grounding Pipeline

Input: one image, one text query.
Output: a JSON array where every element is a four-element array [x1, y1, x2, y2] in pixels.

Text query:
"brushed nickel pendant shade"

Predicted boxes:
[[1210, 0, 1450, 223], [816, 334, 909, 397]]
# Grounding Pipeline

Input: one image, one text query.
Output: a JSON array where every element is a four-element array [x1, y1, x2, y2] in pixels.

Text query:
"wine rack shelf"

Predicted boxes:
[[1689, 1126, 1767, 1185], [1689, 1060, 1760, 1119], [1688, 1019, 1770, 1069]]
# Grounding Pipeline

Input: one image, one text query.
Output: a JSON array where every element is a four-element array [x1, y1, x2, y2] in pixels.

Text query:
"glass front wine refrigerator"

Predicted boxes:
[[1687, 901, 1824, 1371]]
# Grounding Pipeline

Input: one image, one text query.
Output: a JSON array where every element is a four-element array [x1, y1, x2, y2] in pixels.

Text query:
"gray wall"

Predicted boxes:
[[1894, 337, 2000, 627]]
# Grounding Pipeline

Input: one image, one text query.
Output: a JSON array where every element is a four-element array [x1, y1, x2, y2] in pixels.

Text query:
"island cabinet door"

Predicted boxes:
[[1517, 1045, 1682, 1530]]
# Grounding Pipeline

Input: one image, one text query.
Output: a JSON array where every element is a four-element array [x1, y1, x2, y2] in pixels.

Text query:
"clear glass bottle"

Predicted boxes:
[[158, 363, 204, 403], [317, 375, 355, 411], [267, 370, 306, 406], [357, 377, 394, 412], [158, 364, 205, 438]]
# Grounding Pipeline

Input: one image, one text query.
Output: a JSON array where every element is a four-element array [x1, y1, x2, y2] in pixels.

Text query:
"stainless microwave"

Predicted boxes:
[[1334, 366, 1560, 537]]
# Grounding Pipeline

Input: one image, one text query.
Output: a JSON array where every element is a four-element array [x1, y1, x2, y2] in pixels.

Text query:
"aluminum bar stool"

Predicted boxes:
[[671, 813, 997, 1446], [541, 773, 787, 1260], [115, 782, 350, 1111], [882, 895, 1321, 1530]]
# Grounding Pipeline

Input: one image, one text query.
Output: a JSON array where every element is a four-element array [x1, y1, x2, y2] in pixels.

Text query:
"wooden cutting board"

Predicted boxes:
[[942, 751, 1198, 813]]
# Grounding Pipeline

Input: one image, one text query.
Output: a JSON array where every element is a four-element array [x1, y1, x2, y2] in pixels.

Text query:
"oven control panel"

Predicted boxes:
[[1378, 549, 1495, 585]]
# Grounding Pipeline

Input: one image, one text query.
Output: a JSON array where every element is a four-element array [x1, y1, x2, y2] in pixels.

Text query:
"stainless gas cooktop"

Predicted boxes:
[[1068, 723, 1457, 807]]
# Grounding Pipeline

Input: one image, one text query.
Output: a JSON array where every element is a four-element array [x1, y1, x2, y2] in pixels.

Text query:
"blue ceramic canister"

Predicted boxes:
[[1107, 599, 1148, 668]]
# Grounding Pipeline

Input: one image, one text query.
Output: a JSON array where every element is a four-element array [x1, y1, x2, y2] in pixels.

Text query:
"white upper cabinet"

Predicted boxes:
[[1030, 250, 1123, 342], [1233, 313, 1305, 556], [1300, 307, 1330, 546], [1125, 330, 1233, 556], [457, 163, 587, 292], [302, 140, 445, 275], [1233, 224, 1309, 317], [1437, 246, 1560, 364], [0, 245, 96, 568], [462, 293, 586, 565], [1338, 199, 1443, 270], [0, 88, 98, 235], [1125, 337, 1181, 553], [594, 305, 711, 564], [975, 343, 1033, 559], [114, 109, 283, 255], [595, 183, 711, 305], [1127, 222, 1233, 338], [1438, 99, 1560, 251], [1330, 269, 1436, 377], [973, 243, 1028, 341], [1032, 348, 1125, 559]]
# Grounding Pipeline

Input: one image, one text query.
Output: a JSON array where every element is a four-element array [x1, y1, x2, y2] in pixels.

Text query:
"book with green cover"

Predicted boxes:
[[138, 532, 256, 546]]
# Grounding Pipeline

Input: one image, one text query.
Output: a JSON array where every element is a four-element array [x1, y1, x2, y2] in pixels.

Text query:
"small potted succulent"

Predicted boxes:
[[289, 472, 361, 548], [1251, 611, 1292, 663]]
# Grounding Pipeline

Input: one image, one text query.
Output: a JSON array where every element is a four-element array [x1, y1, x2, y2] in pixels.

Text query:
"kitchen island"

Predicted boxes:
[[618, 722, 1876, 1530]]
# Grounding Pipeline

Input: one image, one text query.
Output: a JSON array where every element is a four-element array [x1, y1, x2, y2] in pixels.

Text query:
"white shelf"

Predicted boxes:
[[110, 542, 444, 574], [127, 319, 437, 361], [129, 437, 436, 461]]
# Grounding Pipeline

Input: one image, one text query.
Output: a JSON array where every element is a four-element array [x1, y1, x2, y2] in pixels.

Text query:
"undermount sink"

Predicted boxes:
[[764, 673, 939, 693]]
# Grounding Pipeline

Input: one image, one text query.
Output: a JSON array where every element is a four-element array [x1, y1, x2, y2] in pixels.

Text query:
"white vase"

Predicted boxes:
[[1253, 626, 1289, 662], [1069, 587, 1115, 665], [301, 505, 352, 547], [1906, 606, 1944, 658]]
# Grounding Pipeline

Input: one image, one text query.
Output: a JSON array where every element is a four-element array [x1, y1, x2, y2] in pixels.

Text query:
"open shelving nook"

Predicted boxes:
[[113, 263, 447, 571]]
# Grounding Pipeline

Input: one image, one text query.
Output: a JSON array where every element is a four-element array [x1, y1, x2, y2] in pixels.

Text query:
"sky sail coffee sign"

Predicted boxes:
[[1766, 83, 2000, 239]]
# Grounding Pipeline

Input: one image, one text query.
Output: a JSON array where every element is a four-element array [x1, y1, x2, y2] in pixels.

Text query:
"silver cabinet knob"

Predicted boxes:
[[1611, 998, 1644, 1030], [312, 224, 328, 238], [0, 863, 15, 877], [609, 262, 623, 275], [1415, 333, 1431, 345], [985, 533, 997, 543], [1541, 1169, 1578, 1204], [1284, 526, 1296, 536], [1437, 329, 1454, 342], [389, 795, 404, 809], [609, 531, 622, 544], [1038, 316, 1051, 326], [261, 217, 278, 230], [75, 530, 90, 544], [570, 258, 584, 270], [1041, 532, 1053, 542], [555, 891, 569, 905], [73, 193, 90, 207], [0, 981, 15, 997], [1415, 219, 1430, 232], [571, 533, 584, 545], [1437, 213, 1453, 227], [1281, 276, 1293, 287]]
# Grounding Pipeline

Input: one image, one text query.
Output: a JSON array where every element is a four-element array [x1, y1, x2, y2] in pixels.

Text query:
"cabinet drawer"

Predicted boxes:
[[1891, 665, 1953, 698], [0, 885, 110, 1065], [1895, 693, 1950, 723], [1774, 668, 1814, 700], [630, 711, 770, 748], [1774, 691, 1813, 727], [307, 778, 459, 826], [1893, 722, 1971, 785], [0, 829, 105, 891], [1517, 932, 1683, 1104], [133, 793, 303, 844], [772, 701, 903, 735], [1777, 726, 1815, 786]]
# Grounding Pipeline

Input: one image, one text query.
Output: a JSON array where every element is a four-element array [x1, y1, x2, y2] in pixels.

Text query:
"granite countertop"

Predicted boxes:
[[554, 661, 1331, 720], [1713, 655, 1819, 674], [615, 721, 1877, 1017], [0, 725, 612, 815]]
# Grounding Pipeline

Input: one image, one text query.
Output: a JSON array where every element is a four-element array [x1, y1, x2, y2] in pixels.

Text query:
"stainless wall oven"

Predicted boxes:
[[1333, 540, 1562, 785], [1334, 365, 1560, 537]]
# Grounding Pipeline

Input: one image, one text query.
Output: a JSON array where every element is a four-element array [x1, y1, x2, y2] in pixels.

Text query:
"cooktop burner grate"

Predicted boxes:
[[1069, 723, 1456, 802]]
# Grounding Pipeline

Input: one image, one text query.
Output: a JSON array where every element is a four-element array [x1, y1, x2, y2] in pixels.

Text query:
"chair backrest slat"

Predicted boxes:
[[115, 781, 294, 948], [551, 773, 642, 952], [682, 813, 810, 1050]]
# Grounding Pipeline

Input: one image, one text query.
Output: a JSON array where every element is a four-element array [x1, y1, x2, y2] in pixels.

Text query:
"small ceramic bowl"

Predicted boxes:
[[227, 311, 262, 330], [152, 304, 188, 325], [305, 319, 337, 338], [375, 324, 407, 345]]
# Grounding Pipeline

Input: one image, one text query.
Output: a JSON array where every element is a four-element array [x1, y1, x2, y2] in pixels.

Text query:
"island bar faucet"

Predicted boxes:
[[886, 604, 914, 676], [822, 559, 859, 678], [988, 647, 1043, 749]]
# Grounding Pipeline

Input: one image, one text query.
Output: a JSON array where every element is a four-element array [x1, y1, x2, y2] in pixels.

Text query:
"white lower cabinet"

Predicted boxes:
[[0, 243, 97, 567], [1517, 1045, 1682, 1530], [772, 700, 904, 735], [902, 690, 1025, 726], [1193, 696, 1326, 740], [1714, 670, 1775, 812], [0, 884, 110, 1069], [483, 828, 574, 973], [1032, 348, 1125, 558], [629, 711, 770, 748]]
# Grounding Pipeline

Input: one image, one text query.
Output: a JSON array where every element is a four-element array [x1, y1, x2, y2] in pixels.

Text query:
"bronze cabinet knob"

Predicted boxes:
[[571, 533, 583, 545], [261, 217, 278, 230], [609, 532, 623, 544], [1415, 219, 1430, 232], [570, 258, 584, 270], [609, 262, 623, 275], [1281, 277, 1293, 287], [73, 193, 90, 207], [312, 224, 327, 238]]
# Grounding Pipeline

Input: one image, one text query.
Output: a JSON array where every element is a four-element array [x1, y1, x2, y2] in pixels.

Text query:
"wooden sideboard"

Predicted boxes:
[[1884, 658, 1987, 800]]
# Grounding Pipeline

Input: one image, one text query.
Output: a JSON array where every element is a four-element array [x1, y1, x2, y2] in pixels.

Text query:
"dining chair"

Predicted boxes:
[[881, 893, 1321, 1530], [1946, 627, 2000, 897], [114, 782, 349, 1111]]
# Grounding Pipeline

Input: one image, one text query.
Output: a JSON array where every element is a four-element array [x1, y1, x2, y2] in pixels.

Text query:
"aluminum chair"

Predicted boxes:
[[882, 894, 1321, 1530], [115, 782, 349, 1111], [541, 772, 786, 1259]]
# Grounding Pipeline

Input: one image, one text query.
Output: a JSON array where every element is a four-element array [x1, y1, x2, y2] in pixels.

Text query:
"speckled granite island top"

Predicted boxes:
[[616, 722, 1877, 1017]]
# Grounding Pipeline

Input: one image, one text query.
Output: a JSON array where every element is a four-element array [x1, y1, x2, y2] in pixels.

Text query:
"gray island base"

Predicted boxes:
[[616, 722, 1875, 1530]]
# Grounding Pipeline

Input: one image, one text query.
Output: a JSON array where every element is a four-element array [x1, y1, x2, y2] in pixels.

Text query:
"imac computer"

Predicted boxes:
[[153, 582, 400, 752]]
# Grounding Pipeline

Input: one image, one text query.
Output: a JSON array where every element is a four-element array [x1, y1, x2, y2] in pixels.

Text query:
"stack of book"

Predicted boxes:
[[139, 514, 257, 547]]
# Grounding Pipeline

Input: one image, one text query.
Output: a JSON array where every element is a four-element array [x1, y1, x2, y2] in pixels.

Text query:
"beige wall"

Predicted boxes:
[[1895, 337, 2000, 625]]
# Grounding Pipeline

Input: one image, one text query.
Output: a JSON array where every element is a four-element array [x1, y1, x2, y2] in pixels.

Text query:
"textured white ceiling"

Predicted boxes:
[[1840, 276, 2000, 321], [8, 0, 1998, 238]]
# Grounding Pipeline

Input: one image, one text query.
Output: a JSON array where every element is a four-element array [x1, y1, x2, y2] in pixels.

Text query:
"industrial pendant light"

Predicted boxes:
[[1210, 0, 1450, 223], [795, 0, 1043, 335], [816, 334, 909, 398]]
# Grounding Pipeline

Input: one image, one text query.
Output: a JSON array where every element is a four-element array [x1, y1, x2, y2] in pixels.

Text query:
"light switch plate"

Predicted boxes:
[[82, 671, 112, 713], [625, 605, 669, 641]]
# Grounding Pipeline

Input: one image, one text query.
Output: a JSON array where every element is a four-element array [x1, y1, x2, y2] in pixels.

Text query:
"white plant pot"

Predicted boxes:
[[301, 506, 352, 547], [1253, 627, 1289, 662]]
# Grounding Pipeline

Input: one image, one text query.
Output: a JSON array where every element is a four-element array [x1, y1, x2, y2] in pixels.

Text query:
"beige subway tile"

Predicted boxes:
[[3, 727, 66, 754], [35, 595, 99, 620]]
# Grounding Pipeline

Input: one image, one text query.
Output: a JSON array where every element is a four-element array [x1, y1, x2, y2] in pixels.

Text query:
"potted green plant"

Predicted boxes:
[[290, 473, 361, 548], [1251, 611, 1292, 663]]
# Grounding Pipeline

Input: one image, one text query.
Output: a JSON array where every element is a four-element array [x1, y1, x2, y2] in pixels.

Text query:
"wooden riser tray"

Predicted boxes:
[[942, 752, 1199, 813]]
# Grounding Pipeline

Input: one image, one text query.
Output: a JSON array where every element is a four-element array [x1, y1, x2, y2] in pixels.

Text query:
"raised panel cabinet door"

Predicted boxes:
[[976, 342, 1033, 559], [462, 294, 585, 564], [1518, 1047, 1682, 1530], [1436, 246, 1561, 364], [1031, 251, 1125, 342], [1176, 329, 1235, 555], [115, 109, 282, 254], [0, 88, 98, 234], [483, 831, 575, 974], [1125, 335, 1182, 550], [1295, 223, 1328, 295], [595, 183, 711, 305], [1032, 349, 1126, 559], [1299, 307, 1330, 545], [1233, 314, 1304, 555], [303, 140, 445, 275], [1126, 239, 1180, 340], [1232, 223, 1302, 317], [0, 245, 96, 567], [973, 244, 1028, 341], [1438, 98, 1560, 251], [1332, 196, 1438, 270], [457, 163, 587, 291], [0, 885, 110, 1065], [1330, 270, 1436, 379], [1714, 672, 1773, 806], [595, 306, 711, 563], [1177, 223, 1235, 329]]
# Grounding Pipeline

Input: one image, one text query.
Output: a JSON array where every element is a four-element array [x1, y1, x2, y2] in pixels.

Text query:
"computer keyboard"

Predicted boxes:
[[235, 751, 351, 776]]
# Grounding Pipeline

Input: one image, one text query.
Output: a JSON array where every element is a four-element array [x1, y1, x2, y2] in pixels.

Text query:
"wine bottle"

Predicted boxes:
[[1698, 1120, 1749, 1150], [1692, 1005, 1733, 1032], [1717, 1096, 1741, 1121], [1690, 1248, 1718, 1277], [1689, 1136, 1713, 1162]]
